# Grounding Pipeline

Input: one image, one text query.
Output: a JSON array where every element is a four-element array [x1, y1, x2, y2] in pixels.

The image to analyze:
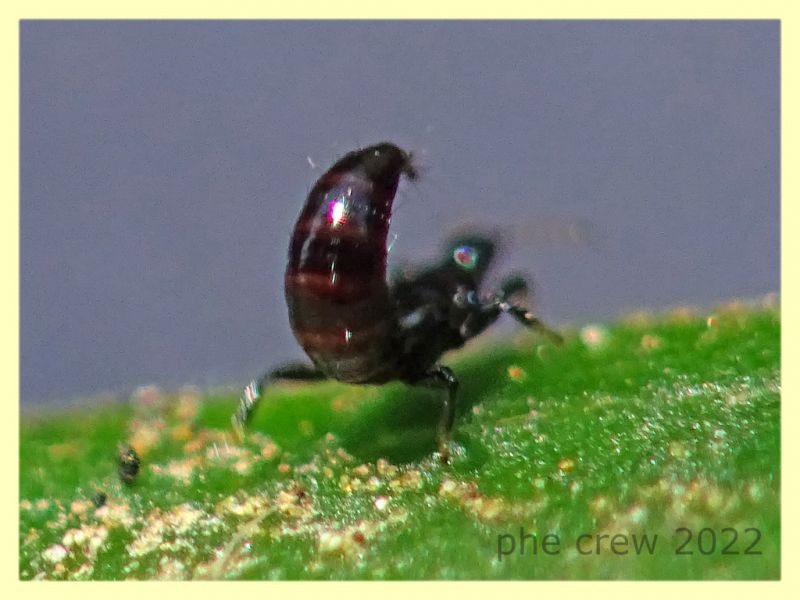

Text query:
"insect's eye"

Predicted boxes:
[[453, 245, 478, 270]]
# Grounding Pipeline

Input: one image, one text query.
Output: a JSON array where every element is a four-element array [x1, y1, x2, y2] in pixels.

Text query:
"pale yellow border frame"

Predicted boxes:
[[3, 1, 795, 597]]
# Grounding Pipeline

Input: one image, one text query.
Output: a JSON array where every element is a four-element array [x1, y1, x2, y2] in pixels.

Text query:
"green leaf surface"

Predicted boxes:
[[19, 301, 780, 580]]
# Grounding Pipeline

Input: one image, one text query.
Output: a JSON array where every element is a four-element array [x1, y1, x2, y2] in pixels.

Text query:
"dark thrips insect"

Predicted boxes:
[[92, 491, 107, 508], [233, 142, 561, 463], [117, 444, 141, 485]]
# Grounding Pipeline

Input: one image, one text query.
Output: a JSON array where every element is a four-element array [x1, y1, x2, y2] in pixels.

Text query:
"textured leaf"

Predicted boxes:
[[19, 301, 780, 580]]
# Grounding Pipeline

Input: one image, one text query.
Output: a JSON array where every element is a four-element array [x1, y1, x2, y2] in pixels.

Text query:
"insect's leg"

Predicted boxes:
[[458, 275, 539, 342], [495, 275, 564, 345], [420, 365, 459, 464], [232, 363, 325, 438], [502, 304, 563, 345], [497, 274, 529, 301]]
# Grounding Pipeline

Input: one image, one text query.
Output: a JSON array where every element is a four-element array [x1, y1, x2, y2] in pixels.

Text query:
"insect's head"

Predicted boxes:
[[445, 233, 497, 281]]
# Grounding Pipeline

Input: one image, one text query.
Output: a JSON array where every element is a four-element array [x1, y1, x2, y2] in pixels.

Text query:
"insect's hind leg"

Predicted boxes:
[[232, 363, 326, 438], [419, 365, 459, 464]]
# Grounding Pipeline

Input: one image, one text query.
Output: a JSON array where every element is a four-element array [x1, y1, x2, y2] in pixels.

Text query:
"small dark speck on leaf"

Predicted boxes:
[[91, 491, 107, 508], [118, 445, 141, 485]]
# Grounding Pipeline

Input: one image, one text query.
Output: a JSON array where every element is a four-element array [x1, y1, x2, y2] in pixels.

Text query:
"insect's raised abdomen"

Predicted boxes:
[[285, 143, 415, 383]]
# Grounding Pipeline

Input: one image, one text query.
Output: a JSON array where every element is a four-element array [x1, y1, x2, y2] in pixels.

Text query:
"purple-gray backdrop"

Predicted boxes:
[[21, 21, 779, 405]]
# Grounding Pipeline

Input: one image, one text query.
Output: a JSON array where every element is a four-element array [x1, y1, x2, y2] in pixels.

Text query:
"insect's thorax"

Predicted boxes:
[[390, 273, 480, 382]]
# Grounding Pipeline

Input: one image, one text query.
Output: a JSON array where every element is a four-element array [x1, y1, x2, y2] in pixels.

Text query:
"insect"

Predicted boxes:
[[233, 142, 561, 463], [92, 491, 107, 509], [117, 444, 141, 485]]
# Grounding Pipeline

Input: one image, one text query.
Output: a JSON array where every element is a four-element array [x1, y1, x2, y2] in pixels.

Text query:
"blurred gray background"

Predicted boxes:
[[20, 20, 779, 406]]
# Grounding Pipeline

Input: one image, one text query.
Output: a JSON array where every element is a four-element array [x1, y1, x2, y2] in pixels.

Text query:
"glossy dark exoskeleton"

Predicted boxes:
[[233, 142, 561, 462]]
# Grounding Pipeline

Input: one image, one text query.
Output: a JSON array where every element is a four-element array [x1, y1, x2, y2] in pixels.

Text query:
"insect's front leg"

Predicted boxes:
[[232, 363, 326, 438], [495, 275, 563, 344], [501, 304, 563, 345], [419, 365, 459, 464], [459, 275, 563, 345]]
